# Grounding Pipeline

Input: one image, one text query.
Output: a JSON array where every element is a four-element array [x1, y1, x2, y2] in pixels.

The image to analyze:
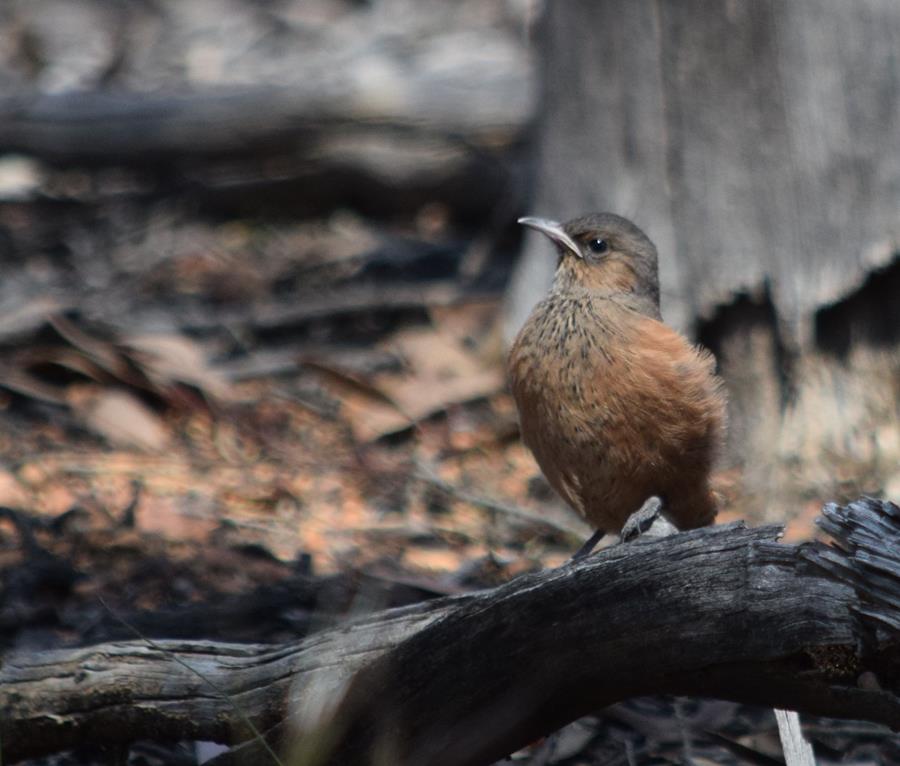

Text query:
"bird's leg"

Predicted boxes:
[[619, 496, 666, 543], [571, 528, 606, 560]]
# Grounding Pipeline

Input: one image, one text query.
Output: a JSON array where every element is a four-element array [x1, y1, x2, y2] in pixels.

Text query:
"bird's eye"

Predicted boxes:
[[587, 238, 609, 254]]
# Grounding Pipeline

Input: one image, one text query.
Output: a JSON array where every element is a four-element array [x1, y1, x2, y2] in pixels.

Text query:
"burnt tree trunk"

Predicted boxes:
[[506, 1, 900, 519], [4, 499, 900, 766]]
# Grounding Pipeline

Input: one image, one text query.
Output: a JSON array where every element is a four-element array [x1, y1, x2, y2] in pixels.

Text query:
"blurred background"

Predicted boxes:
[[1, 1, 899, 762]]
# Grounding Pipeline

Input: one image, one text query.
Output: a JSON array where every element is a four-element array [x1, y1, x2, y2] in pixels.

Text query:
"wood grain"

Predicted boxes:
[[4, 498, 900, 765]]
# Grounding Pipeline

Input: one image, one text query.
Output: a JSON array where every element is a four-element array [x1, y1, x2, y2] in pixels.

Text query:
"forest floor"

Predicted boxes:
[[0, 202, 828, 652], [0, 1, 882, 762]]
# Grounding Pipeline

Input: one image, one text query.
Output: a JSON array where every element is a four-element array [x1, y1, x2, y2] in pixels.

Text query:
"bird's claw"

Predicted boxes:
[[620, 496, 664, 543]]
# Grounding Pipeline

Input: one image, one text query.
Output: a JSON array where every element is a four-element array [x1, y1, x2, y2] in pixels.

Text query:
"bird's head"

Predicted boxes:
[[519, 213, 660, 309]]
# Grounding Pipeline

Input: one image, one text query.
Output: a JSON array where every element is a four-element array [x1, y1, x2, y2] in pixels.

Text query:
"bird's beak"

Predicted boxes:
[[518, 217, 582, 259]]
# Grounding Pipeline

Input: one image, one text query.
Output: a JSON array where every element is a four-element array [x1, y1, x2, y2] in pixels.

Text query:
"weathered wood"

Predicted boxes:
[[0, 88, 525, 219], [505, 0, 900, 518], [506, 0, 900, 339], [0, 594, 458, 763], [0, 86, 526, 164], [4, 498, 900, 765]]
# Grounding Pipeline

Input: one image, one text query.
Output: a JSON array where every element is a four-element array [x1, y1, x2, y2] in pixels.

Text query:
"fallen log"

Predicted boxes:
[[3, 498, 900, 765], [0, 87, 526, 219]]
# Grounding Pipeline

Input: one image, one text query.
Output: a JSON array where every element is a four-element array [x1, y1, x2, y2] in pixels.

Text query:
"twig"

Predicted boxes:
[[411, 460, 586, 538], [775, 709, 817, 766]]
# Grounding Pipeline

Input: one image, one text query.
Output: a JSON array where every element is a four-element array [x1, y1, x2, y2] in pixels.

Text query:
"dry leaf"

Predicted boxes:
[[16, 346, 107, 382], [122, 333, 229, 400], [0, 366, 69, 405], [375, 327, 504, 420], [312, 326, 504, 441], [303, 360, 409, 440], [49, 316, 131, 380], [67, 385, 169, 451], [0, 297, 69, 344], [137, 496, 218, 541]]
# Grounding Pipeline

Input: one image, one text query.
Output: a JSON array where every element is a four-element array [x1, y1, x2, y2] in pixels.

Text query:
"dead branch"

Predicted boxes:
[[3, 498, 900, 765], [0, 88, 524, 218], [411, 459, 587, 538], [0, 81, 525, 162]]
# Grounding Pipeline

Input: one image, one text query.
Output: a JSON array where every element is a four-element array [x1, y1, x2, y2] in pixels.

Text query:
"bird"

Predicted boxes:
[[508, 213, 726, 554]]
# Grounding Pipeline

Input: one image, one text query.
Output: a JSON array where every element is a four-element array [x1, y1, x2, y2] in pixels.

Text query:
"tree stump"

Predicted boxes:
[[505, 1, 900, 519]]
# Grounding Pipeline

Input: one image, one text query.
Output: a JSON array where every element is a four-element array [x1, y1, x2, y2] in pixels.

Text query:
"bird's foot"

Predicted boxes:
[[571, 528, 606, 560], [620, 496, 668, 543]]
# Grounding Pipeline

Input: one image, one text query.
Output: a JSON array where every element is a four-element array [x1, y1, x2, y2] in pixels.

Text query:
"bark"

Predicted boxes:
[[504, 0, 900, 517], [3, 498, 900, 766], [506, 0, 900, 338]]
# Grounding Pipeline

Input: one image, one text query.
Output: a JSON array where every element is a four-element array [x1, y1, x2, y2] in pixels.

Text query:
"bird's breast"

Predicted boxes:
[[508, 297, 620, 435], [511, 296, 617, 387]]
